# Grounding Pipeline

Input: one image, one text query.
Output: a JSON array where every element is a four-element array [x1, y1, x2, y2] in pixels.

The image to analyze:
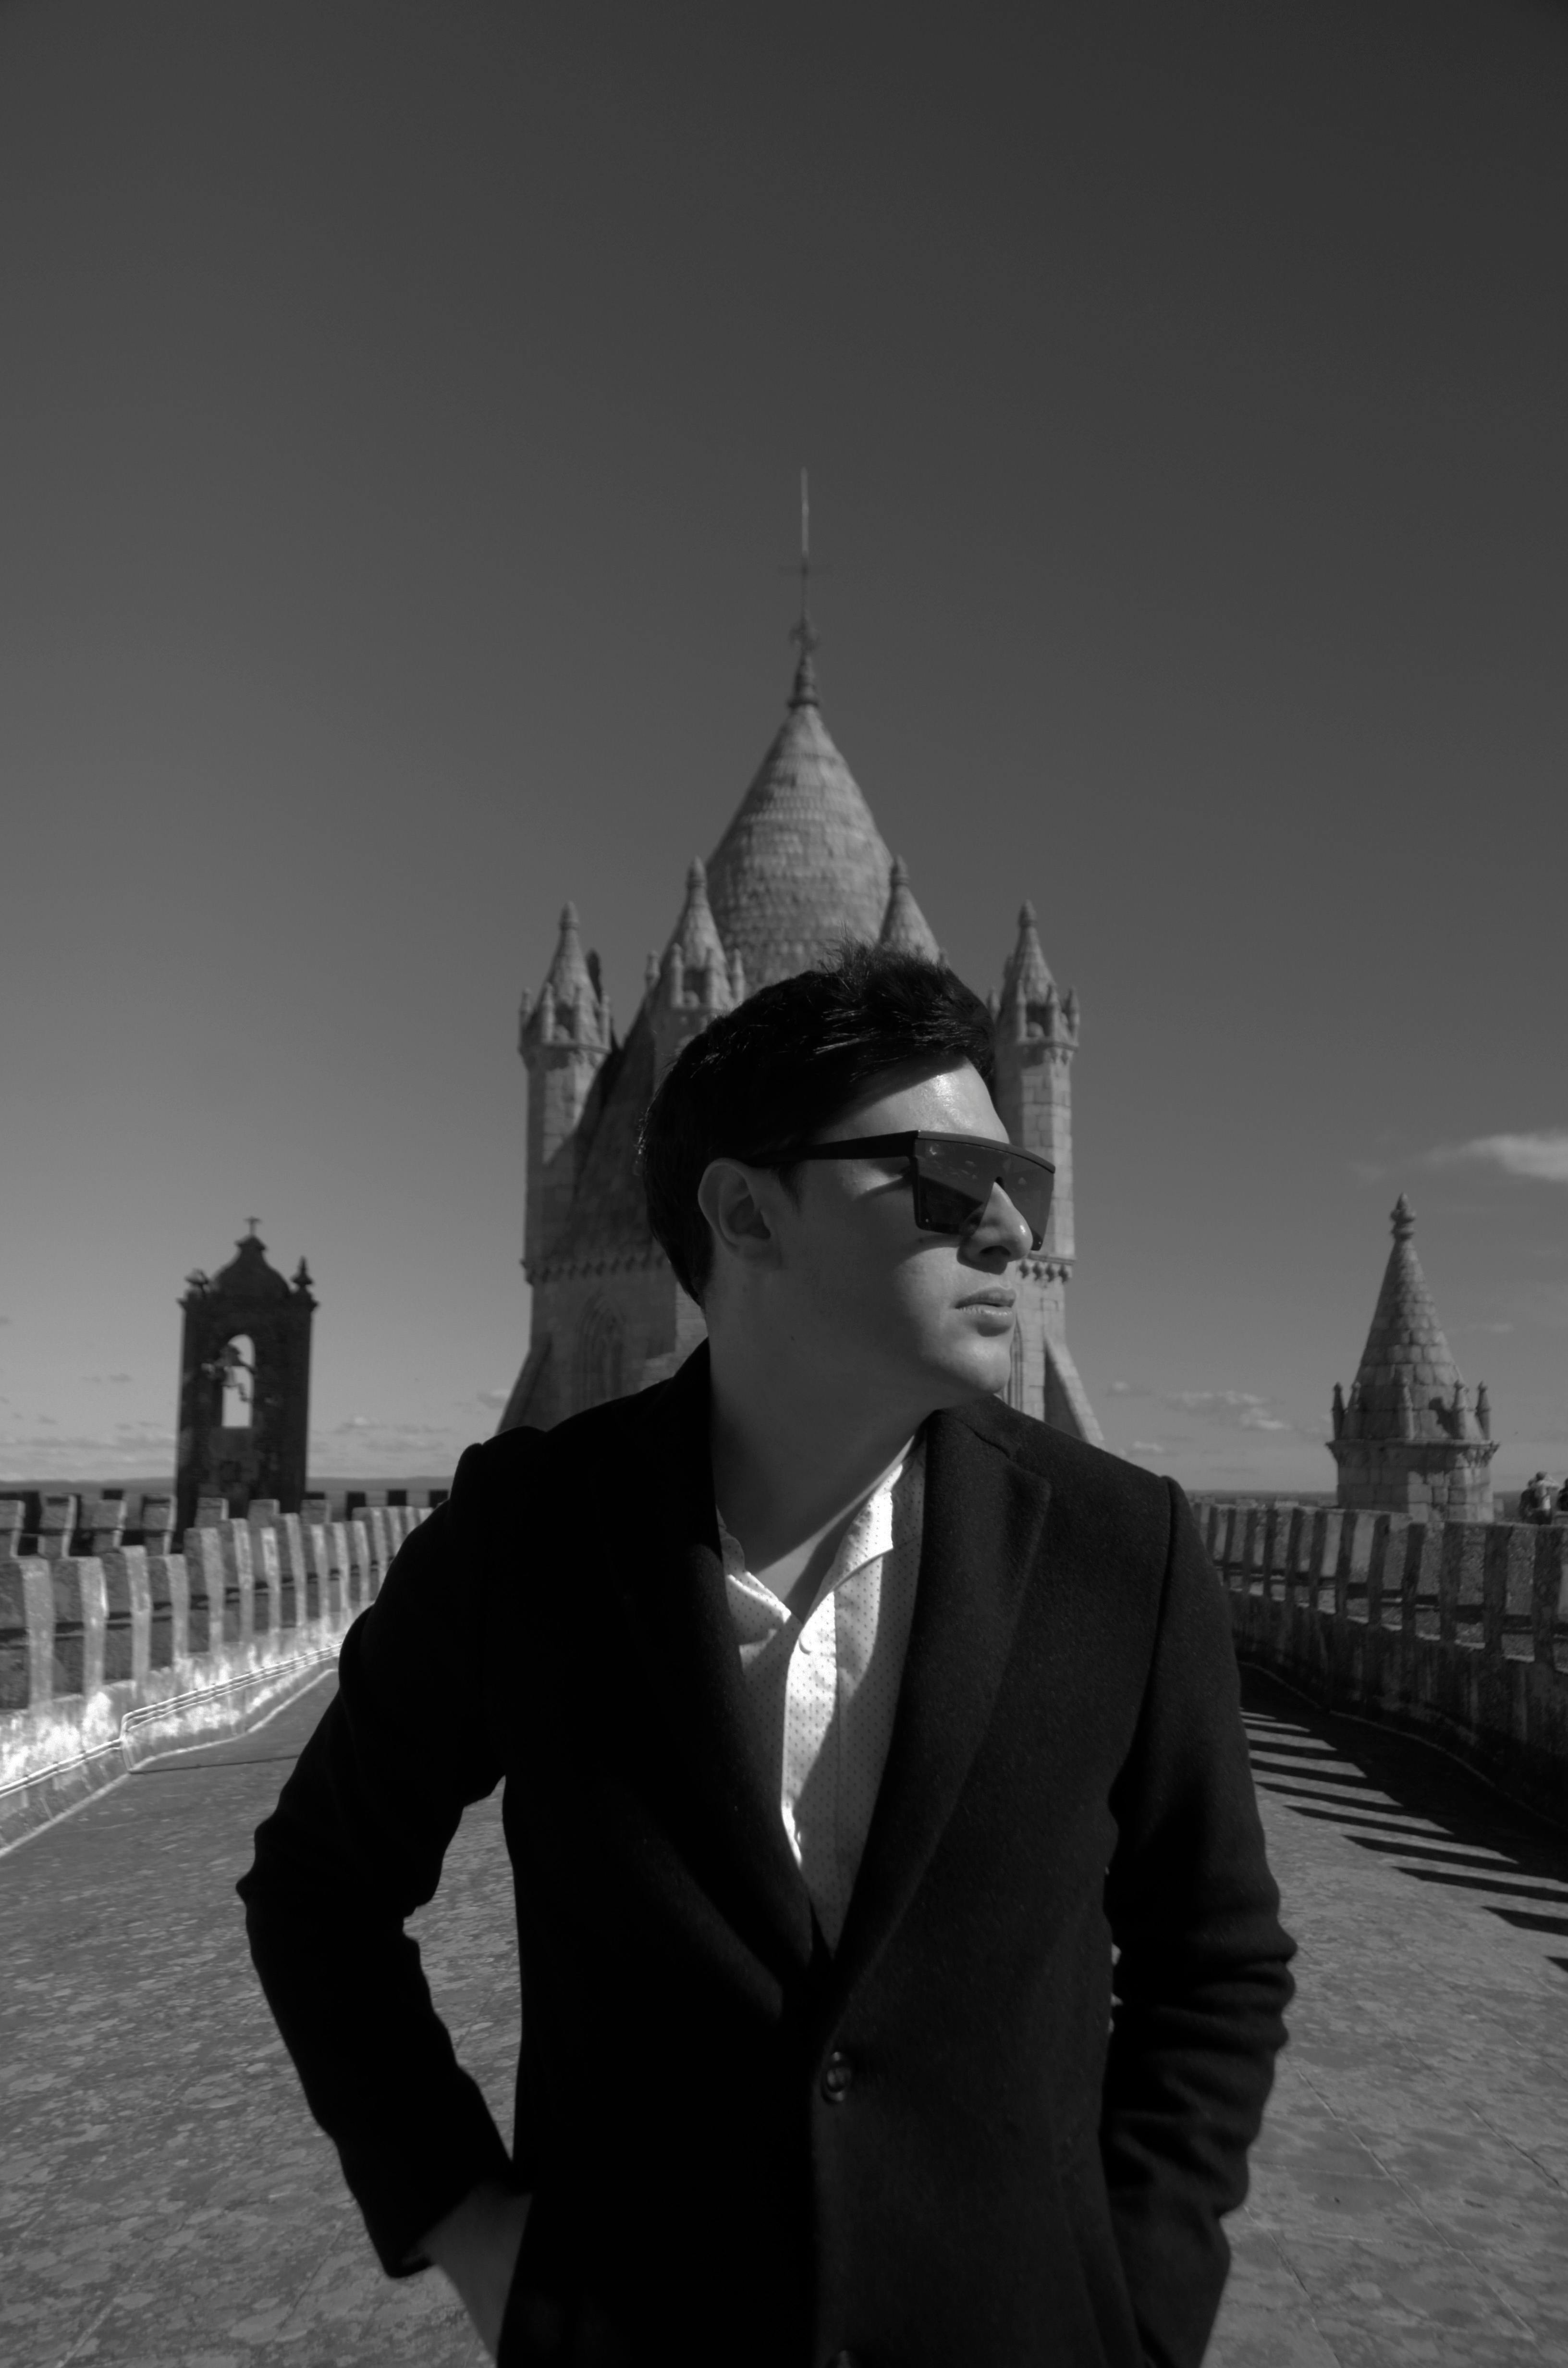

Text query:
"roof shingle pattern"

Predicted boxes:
[[1347, 1196, 1470, 1442], [704, 663, 894, 989]]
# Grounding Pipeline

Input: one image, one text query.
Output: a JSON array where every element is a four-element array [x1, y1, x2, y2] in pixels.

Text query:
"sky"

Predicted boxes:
[[1, 0, 1565, 1499]]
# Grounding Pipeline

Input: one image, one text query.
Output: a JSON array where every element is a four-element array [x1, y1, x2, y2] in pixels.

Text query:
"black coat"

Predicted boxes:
[[240, 1347, 1294, 2368]]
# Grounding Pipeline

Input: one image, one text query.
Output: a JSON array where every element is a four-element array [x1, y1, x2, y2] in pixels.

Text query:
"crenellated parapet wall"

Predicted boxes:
[[0, 1493, 432, 1850], [1197, 1497, 1568, 1823]]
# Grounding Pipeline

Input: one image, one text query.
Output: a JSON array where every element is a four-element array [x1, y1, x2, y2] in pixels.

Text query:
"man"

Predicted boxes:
[[1519, 1473, 1556, 1526], [240, 946, 1294, 2368]]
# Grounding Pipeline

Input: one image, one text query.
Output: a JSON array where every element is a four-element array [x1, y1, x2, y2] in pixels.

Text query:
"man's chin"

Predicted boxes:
[[919, 1341, 1015, 1407]]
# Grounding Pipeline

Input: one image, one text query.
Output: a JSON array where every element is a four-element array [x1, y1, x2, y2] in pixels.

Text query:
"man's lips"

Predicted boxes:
[[956, 1291, 1016, 1310]]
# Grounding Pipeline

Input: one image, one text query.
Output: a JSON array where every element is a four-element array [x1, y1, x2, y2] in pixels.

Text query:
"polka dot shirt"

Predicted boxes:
[[717, 1437, 926, 1950]]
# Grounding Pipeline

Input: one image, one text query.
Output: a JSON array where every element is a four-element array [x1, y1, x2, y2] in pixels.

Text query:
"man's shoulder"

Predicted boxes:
[[948, 1393, 1173, 1518], [446, 1376, 677, 1517]]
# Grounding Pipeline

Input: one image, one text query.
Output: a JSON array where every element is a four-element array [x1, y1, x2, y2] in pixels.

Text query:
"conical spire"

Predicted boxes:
[[998, 900, 1075, 1045], [663, 858, 729, 987], [540, 902, 594, 1005], [703, 657, 894, 989], [878, 857, 939, 958], [1344, 1196, 1470, 1443], [1004, 901, 1054, 1005], [519, 902, 611, 1052]]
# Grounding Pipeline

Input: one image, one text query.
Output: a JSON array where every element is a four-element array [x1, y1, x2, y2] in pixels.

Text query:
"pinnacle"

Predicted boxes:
[[879, 856, 939, 958], [664, 851, 728, 974], [788, 641, 820, 709], [1004, 900, 1054, 1005]]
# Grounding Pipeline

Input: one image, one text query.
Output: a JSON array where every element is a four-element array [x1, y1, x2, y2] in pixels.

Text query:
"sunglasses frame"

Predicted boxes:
[[779, 1130, 1054, 1251]]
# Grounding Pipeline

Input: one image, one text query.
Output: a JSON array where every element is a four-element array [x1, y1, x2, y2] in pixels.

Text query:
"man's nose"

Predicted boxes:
[[964, 1183, 1032, 1263]]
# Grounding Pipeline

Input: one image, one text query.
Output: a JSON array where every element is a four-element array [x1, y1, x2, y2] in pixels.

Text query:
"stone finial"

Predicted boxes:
[[1331, 1381, 1346, 1440], [727, 944, 746, 1002], [1475, 1382, 1491, 1438], [644, 950, 661, 996], [878, 856, 940, 958], [1391, 1193, 1415, 1242], [788, 640, 819, 709]]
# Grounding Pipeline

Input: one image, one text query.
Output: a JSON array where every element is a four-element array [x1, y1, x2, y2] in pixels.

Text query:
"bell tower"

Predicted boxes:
[[175, 1226, 315, 1530]]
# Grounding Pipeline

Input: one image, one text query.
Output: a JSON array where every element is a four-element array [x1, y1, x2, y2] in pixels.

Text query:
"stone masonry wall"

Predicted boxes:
[[0, 1491, 433, 1850], [1197, 1497, 1568, 1825]]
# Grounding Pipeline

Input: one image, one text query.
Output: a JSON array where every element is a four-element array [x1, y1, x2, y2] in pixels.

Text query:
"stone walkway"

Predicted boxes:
[[1, 1667, 1564, 2368]]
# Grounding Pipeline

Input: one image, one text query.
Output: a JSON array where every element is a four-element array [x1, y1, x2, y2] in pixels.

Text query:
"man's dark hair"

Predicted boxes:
[[638, 943, 996, 1301]]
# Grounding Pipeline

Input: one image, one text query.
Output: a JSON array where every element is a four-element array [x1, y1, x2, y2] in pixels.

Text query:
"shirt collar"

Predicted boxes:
[[717, 1433, 923, 1596]]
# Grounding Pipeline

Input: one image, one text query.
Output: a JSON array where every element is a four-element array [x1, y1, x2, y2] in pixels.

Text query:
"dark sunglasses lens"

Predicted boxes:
[[911, 1140, 1050, 1246], [1000, 1157, 1052, 1241], [913, 1174, 988, 1234]]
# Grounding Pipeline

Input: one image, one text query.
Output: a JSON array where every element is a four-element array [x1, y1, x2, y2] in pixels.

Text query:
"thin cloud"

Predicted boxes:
[[477, 1388, 511, 1409], [1129, 1441, 1174, 1456], [1163, 1389, 1293, 1435], [1428, 1130, 1568, 1184]]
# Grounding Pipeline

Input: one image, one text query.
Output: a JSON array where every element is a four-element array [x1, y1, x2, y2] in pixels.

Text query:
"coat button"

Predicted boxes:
[[821, 2050, 854, 2102]]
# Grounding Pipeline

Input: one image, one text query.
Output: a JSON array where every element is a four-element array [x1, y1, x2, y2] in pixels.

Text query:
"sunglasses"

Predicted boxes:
[[782, 1131, 1054, 1251]]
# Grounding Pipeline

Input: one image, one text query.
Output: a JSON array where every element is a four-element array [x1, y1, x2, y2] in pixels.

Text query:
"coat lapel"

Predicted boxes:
[[618, 1346, 816, 1981], [825, 1404, 1051, 2010]]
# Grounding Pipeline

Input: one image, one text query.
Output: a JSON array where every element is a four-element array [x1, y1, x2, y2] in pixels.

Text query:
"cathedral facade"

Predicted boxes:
[[499, 646, 1101, 1444]]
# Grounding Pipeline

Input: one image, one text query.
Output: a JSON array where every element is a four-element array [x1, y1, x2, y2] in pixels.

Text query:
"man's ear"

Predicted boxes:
[[696, 1159, 783, 1271]]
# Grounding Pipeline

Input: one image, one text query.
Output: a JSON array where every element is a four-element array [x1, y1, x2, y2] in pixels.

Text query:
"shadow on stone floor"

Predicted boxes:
[[1239, 1665, 1568, 1965]]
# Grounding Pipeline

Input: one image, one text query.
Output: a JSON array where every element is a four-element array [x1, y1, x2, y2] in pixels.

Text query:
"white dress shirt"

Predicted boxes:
[[717, 1437, 925, 1950]]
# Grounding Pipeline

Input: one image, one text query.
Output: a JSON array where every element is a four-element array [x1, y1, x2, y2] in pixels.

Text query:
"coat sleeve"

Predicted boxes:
[[236, 1439, 530, 2275], [1100, 1479, 1295, 2368]]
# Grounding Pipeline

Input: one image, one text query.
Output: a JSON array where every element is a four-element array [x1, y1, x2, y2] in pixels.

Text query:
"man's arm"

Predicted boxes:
[[418, 2180, 532, 2359], [238, 1439, 535, 2282], [1101, 1479, 1296, 2368]]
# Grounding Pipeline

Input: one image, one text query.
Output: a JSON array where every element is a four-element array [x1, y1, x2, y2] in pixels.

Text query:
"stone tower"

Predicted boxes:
[[1328, 1195, 1495, 1520], [500, 646, 1102, 1443], [175, 1228, 316, 1529]]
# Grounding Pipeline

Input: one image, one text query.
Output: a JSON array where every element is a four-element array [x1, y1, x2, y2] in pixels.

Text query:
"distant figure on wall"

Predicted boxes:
[[1519, 1472, 1558, 1525], [239, 948, 1293, 2368]]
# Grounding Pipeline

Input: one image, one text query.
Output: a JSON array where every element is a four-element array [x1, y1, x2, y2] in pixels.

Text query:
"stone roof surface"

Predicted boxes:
[[1348, 1196, 1469, 1441], [210, 1235, 292, 1302], [878, 857, 939, 958], [703, 655, 894, 988]]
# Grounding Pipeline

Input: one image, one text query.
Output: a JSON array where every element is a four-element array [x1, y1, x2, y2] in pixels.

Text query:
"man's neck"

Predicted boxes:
[[707, 1333, 925, 1582]]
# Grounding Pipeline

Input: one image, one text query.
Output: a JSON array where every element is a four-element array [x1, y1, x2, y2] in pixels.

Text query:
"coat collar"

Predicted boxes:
[[617, 1350, 1051, 2005], [822, 1399, 1050, 2011], [620, 1344, 817, 1982]]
